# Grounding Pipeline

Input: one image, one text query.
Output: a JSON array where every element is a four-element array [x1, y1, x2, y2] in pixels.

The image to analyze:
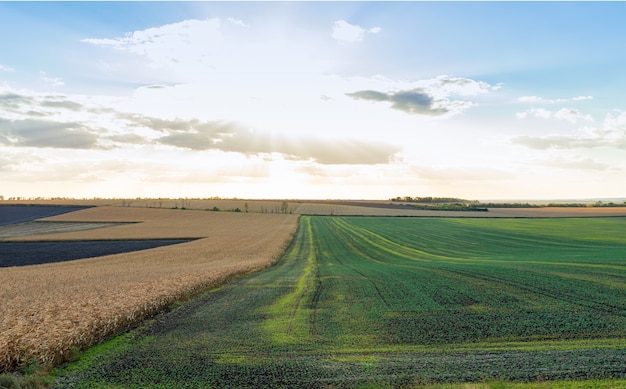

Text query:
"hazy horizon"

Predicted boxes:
[[3, 195, 626, 205], [1, 2, 626, 200]]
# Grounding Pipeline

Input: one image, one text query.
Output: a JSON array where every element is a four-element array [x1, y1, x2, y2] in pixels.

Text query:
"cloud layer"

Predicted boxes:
[[0, 88, 400, 165], [82, 18, 223, 67], [0, 118, 100, 149], [513, 111, 626, 150], [515, 107, 593, 123]]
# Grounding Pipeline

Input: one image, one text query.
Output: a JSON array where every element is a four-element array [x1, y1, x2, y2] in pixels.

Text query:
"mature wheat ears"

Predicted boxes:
[[0, 207, 299, 372]]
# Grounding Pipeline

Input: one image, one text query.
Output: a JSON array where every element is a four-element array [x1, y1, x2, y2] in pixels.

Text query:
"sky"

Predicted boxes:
[[1, 1, 626, 200]]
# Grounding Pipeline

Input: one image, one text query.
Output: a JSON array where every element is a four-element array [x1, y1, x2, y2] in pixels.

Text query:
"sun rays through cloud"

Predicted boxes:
[[1, 2, 626, 199]]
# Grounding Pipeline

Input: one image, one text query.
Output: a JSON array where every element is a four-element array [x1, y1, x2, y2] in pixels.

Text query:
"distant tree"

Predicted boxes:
[[244, 202, 249, 213], [180, 198, 191, 209], [281, 201, 289, 214]]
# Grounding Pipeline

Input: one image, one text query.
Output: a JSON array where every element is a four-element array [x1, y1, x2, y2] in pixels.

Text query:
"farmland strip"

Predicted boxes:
[[49, 215, 626, 387]]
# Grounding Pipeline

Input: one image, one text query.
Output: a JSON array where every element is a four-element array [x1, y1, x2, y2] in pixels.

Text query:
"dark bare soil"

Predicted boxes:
[[0, 205, 194, 267], [0, 239, 195, 267], [0, 221, 134, 240], [0, 204, 92, 226]]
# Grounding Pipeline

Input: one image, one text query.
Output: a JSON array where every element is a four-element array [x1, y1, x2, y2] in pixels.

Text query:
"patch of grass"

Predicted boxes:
[[0, 363, 47, 389], [262, 217, 318, 345]]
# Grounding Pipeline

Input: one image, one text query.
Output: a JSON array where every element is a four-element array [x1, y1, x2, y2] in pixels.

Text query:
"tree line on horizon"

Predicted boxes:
[[390, 196, 626, 210]]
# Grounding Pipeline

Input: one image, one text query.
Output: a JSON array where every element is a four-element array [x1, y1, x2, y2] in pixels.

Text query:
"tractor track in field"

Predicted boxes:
[[309, 273, 323, 336], [332, 252, 392, 308], [323, 219, 392, 308]]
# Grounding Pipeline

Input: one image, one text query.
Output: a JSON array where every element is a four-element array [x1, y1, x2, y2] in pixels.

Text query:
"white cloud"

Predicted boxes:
[[82, 18, 223, 68], [513, 110, 626, 150], [79, 16, 337, 89], [227, 17, 249, 28], [518, 96, 565, 104], [544, 157, 609, 171], [423, 75, 497, 97], [532, 108, 555, 119], [600, 111, 626, 144], [331, 20, 380, 43], [518, 95, 594, 104], [332, 20, 364, 43], [40, 71, 64, 87], [515, 107, 593, 123], [603, 110, 626, 129], [0, 64, 14, 72], [553, 108, 593, 123]]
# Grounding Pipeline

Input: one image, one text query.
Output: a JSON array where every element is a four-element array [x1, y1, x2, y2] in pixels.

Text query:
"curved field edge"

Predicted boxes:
[[0, 239, 197, 267], [0, 204, 92, 227], [49, 216, 626, 388], [0, 207, 299, 373], [0, 221, 135, 241]]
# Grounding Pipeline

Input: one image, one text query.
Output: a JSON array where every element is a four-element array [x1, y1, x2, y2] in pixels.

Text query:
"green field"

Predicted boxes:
[[52, 216, 626, 388]]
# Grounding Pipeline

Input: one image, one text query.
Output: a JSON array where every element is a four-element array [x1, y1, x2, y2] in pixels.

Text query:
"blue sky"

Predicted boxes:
[[1, 2, 625, 200]]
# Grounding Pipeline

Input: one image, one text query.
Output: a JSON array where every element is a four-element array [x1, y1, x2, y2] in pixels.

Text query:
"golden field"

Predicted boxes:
[[0, 206, 298, 372]]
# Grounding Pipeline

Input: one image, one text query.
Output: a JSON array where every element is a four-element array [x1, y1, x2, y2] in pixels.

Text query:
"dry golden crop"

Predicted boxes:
[[0, 207, 298, 372]]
